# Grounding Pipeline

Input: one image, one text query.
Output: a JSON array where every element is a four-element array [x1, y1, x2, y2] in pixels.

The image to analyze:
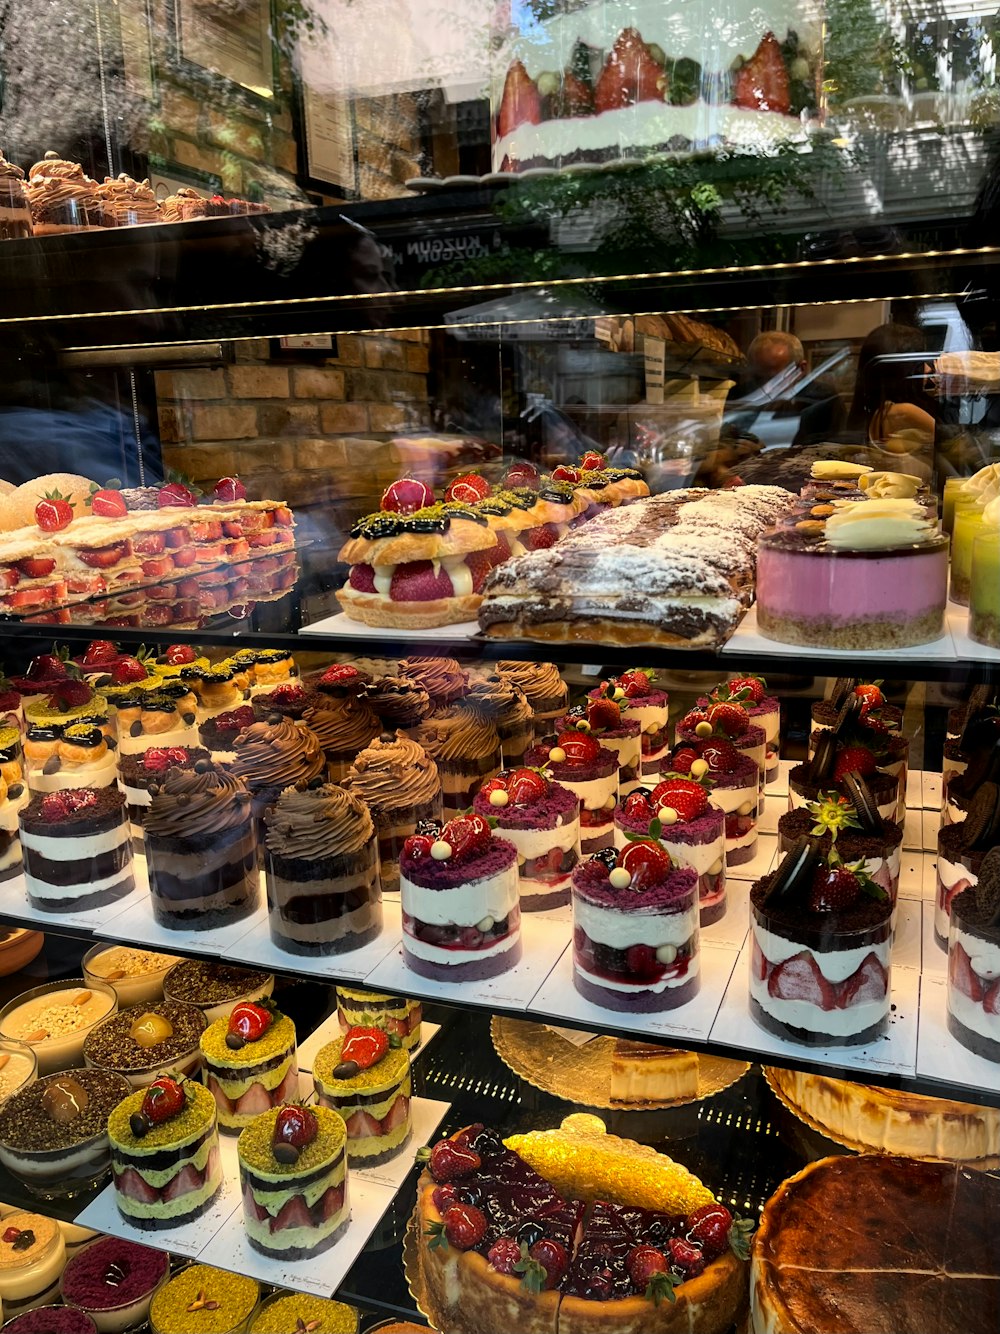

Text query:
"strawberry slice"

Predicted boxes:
[[732, 32, 791, 114], [242, 1180, 268, 1222], [234, 1081, 275, 1117], [345, 1109, 383, 1139], [594, 28, 665, 113], [16, 557, 56, 578], [837, 953, 888, 1009], [767, 951, 837, 1010], [270, 1195, 313, 1233], [984, 979, 1000, 1016], [949, 942, 983, 1003], [319, 1182, 346, 1222], [751, 937, 769, 982], [497, 59, 542, 138], [162, 1163, 204, 1202], [114, 1167, 160, 1204], [382, 1095, 411, 1132]]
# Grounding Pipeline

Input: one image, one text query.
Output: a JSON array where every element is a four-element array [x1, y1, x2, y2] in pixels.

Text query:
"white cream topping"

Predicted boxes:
[[117, 723, 198, 756], [400, 863, 518, 927], [711, 782, 758, 815], [752, 920, 890, 984], [26, 754, 118, 793], [574, 894, 698, 951], [938, 856, 976, 894], [505, 816, 579, 861], [372, 555, 474, 600], [952, 927, 1000, 982], [825, 498, 937, 549]]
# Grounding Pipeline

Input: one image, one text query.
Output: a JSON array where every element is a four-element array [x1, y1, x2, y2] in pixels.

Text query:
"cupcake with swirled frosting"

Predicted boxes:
[[495, 660, 568, 741], [364, 673, 432, 730], [264, 784, 382, 955], [230, 715, 325, 821], [301, 691, 380, 782], [26, 151, 100, 234], [467, 673, 534, 767], [144, 762, 259, 930], [343, 732, 442, 893], [411, 702, 501, 819], [0, 152, 33, 240], [399, 656, 468, 706], [96, 173, 160, 226]]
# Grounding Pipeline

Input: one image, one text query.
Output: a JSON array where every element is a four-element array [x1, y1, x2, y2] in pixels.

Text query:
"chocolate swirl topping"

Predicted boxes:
[[301, 691, 380, 756], [411, 701, 500, 765], [466, 674, 533, 730], [265, 782, 374, 860], [344, 731, 440, 812], [496, 660, 567, 707], [145, 765, 252, 839], [230, 716, 325, 791], [399, 656, 468, 704], [364, 674, 432, 728]]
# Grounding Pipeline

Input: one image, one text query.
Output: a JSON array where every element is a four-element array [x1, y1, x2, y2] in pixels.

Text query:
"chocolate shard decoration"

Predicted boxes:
[[842, 772, 882, 834], [963, 781, 1000, 853], [763, 836, 822, 906], [807, 731, 838, 785]]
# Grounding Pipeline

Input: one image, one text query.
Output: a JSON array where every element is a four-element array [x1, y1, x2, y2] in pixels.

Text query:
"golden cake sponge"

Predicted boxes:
[[505, 1113, 714, 1216]]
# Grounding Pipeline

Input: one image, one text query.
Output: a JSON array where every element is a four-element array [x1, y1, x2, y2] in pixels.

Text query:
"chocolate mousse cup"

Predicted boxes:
[[230, 715, 326, 828], [788, 762, 900, 827], [342, 733, 442, 895], [20, 788, 135, 913], [144, 765, 259, 930], [264, 784, 382, 955], [778, 809, 903, 904], [117, 746, 212, 849], [749, 871, 893, 1047], [571, 859, 700, 1012], [615, 800, 727, 926], [495, 660, 568, 741], [473, 780, 579, 911], [412, 705, 502, 820], [0, 154, 33, 240], [468, 677, 535, 767], [947, 874, 1000, 1062], [526, 741, 619, 853], [301, 690, 381, 783]]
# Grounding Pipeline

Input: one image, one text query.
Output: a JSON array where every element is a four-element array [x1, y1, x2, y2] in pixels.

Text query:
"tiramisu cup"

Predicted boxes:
[[342, 732, 442, 894], [496, 660, 568, 741], [411, 702, 502, 820], [527, 734, 619, 853], [264, 783, 382, 955], [0, 152, 33, 240]]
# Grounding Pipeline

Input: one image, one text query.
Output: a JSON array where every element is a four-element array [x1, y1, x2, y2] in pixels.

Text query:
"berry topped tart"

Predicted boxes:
[[526, 732, 619, 854], [676, 697, 766, 790], [557, 694, 642, 794], [572, 835, 700, 1012], [615, 771, 726, 925], [589, 669, 670, 779], [415, 1114, 751, 1334], [749, 837, 893, 1047], [474, 767, 580, 912], [400, 813, 521, 981], [700, 676, 781, 783]]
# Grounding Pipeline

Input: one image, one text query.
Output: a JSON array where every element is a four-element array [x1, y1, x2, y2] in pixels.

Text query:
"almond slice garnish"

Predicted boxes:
[[23, 1029, 48, 1043], [71, 991, 92, 1006]]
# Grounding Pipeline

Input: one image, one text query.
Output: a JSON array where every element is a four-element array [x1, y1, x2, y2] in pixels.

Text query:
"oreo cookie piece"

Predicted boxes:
[[842, 772, 882, 834], [976, 848, 1000, 927], [763, 836, 822, 907], [834, 692, 865, 733], [807, 731, 838, 785], [962, 781, 1000, 852], [830, 678, 859, 708]]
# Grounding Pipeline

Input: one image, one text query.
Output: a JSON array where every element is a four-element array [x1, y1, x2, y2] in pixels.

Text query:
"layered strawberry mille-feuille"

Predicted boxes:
[[0, 473, 295, 619], [336, 453, 649, 630]]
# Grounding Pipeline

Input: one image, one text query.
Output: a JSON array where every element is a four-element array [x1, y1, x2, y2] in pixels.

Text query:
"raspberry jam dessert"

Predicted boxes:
[[400, 814, 521, 981], [526, 732, 619, 854], [778, 776, 903, 906], [474, 768, 580, 912], [947, 849, 1000, 1062], [676, 699, 766, 791], [590, 669, 670, 779], [572, 840, 700, 1012], [936, 783, 1000, 950], [557, 696, 642, 793], [750, 838, 893, 1046], [61, 1235, 168, 1333], [20, 787, 135, 913], [615, 776, 726, 926]]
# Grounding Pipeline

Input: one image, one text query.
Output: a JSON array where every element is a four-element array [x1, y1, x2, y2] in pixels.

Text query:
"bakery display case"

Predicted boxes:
[[0, 0, 1000, 1331]]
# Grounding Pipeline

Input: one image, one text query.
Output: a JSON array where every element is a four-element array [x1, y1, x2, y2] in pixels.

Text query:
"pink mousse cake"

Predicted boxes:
[[557, 697, 642, 793], [587, 670, 670, 779], [615, 779, 726, 926], [750, 838, 893, 1046], [526, 733, 619, 853], [473, 769, 579, 912], [947, 849, 1000, 1062], [572, 844, 700, 1012], [399, 814, 521, 980], [935, 783, 1000, 950]]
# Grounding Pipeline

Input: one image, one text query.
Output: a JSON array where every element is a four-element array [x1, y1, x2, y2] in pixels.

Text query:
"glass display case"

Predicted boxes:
[[0, 1, 999, 1332]]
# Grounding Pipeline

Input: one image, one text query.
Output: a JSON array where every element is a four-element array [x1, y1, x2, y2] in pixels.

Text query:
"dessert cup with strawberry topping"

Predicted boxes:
[[778, 778, 903, 907], [400, 814, 521, 981], [411, 700, 502, 820], [343, 731, 442, 894], [263, 783, 382, 955], [23, 680, 109, 734], [20, 787, 135, 913], [701, 676, 781, 783], [615, 776, 727, 926], [590, 669, 670, 779], [676, 699, 766, 790], [808, 692, 909, 823], [672, 738, 760, 866], [474, 767, 580, 911], [337, 985, 422, 1051], [750, 838, 893, 1046], [197, 703, 255, 763], [23, 723, 118, 794], [117, 745, 212, 848], [935, 783, 1000, 950], [200, 1000, 298, 1134], [788, 730, 900, 827], [572, 839, 701, 1012], [108, 1077, 222, 1229], [250, 683, 311, 722], [558, 695, 642, 793], [313, 1025, 411, 1163], [495, 659, 568, 741], [0, 756, 29, 883], [238, 1104, 349, 1259], [947, 849, 1000, 1062], [526, 731, 619, 853], [811, 679, 902, 738]]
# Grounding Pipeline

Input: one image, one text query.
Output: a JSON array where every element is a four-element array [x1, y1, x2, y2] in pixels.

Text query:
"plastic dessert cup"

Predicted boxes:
[[61, 1235, 169, 1333], [3, 1308, 96, 1334], [0, 1211, 67, 1315], [473, 779, 580, 912], [163, 961, 274, 1024], [0, 1068, 130, 1198], [83, 1000, 207, 1088], [525, 741, 620, 854], [615, 801, 727, 926], [969, 529, 1000, 648], [149, 1265, 259, 1334], [571, 859, 701, 1012], [707, 754, 761, 865], [950, 501, 987, 605], [947, 886, 1000, 1062], [249, 1293, 359, 1333], [942, 475, 965, 535], [0, 980, 117, 1076], [0, 1039, 37, 1104], [337, 987, 422, 1051], [82, 946, 182, 1007]]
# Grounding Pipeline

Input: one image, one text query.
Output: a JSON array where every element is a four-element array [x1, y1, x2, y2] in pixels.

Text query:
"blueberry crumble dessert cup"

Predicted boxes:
[[558, 695, 642, 794], [589, 668, 670, 779], [474, 767, 580, 911]]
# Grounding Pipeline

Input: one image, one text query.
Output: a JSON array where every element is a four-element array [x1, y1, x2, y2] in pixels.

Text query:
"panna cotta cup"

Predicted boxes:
[[61, 1235, 169, 1333], [82, 946, 182, 1007], [0, 1040, 37, 1105], [0, 981, 118, 1076], [0, 1212, 67, 1317]]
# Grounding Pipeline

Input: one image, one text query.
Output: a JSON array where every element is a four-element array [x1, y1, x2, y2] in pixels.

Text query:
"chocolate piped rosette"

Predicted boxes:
[[526, 731, 620, 854], [777, 774, 903, 906], [749, 837, 893, 1047], [200, 1000, 298, 1135], [411, 702, 502, 822], [495, 659, 568, 741], [343, 731, 442, 895], [238, 1104, 349, 1259], [936, 783, 1000, 950], [571, 837, 701, 1013], [20, 787, 135, 913], [313, 1024, 411, 1164], [400, 813, 522, 980], [589, 669, 670, 780], [109, 1077, 222, 1229], [474, 766, 580, 912], [615, 773, 726, 926], [676, 697, 766, 790], [117, 744, 213, 847], [947, 849, 1000, 1062]]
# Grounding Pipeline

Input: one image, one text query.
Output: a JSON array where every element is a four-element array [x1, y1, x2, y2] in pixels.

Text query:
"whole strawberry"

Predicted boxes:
[[381, 478, 433, 514], [854, 682, 884, 714], [436, 813, 491, 863], [35, 491, 74, 532], [272, 1104, 318, 1164], [684, 1203, 733, 1259], [808, 864, 861, 913], [157, 481, 197, 508], [727, 675, 766, 705], [428, 1202, 486, 1251], [833, 745, 878, 782], [426, 1137, 481, 1182], [588, 698, 621, 731], [90, 487, 127, 518], [445, 473, 490, 504], [650, 777, 708, 823], [225, 1001, 273, 1049], [213, 476, 247, 502], [335, 1025, 389, 1076], [130, 1076, 185, 1137], [707, 700, 749, 738]]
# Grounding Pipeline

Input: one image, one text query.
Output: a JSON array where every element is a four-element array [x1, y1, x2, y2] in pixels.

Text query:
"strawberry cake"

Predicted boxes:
[[200, 1000, 298, 1134], [590, 669, 670, 779], [572, 840, 700, 1012], [400, 814, 521, 980], [947, 849, 1000, 1062], [669, 737, 760, 867], [935, 783, 1000, 949], [615, 777, 726, 925], [527, 732, 620, 853], [313, 1024, 411, 1163], [491, 0, 820, 173], [750, 838, 893, 1046], [558, 695, 642, 793], [788, 732, 899, 828], [474, 768, 580, 911]]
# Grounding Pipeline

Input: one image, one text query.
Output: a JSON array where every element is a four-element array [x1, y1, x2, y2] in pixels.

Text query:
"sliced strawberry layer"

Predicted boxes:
[[77, 541, 131, 569], [343, 1094, 409, 1142], [116, 1144, 218, 1205], [579, 807, 613, 829], [266, 1182, 346, 1234], [950, 942, 984, 1003], [939, 875, 972, 913], [759, 946, 888, 1014], [207, 1062, 298, 1118]]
